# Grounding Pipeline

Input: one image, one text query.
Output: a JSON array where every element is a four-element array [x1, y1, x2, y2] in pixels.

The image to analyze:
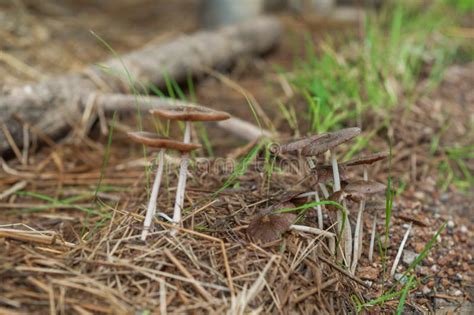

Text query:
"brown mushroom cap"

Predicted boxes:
[[127, 131, 202, 152], [301, 127, 361, 156], [274, 133, 330, 154], [344, 151, 389, 167], [149, 105, 231, 122], [247, 202, 296, 243], [326, 180, 386, 204], [344, 180, 386, 195]]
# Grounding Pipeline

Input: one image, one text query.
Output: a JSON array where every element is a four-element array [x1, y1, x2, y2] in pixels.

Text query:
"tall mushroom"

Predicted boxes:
[[150, 105, 230, 230], [342, 152, 388, 273], [301, 128, 360, 260], [343, 179, 386, 273], [127, 131, 201, 241], [271, 134, 332, 229]]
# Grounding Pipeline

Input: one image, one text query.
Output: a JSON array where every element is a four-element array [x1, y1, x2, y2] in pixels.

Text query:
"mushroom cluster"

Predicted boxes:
[[248, 128, 388, 273], [128, 104, 230, 241]]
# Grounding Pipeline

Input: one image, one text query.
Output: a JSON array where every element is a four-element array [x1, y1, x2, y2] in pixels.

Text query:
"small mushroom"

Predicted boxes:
[[127, 131, 202, 241], [127, 132, 202, 152], [341, 151, 388, 199], [150, 106, 230, 231], [275, 133, 338, 230], [342, 152, 388, 270], [301, 127, 361, 192], [326, 179, 386, 269], [301, 127, 360, 260], [247, 202, 296, 243], [272, 133, 330, 154], [150, 104, 231, 122], [345, 179, 386, 274]]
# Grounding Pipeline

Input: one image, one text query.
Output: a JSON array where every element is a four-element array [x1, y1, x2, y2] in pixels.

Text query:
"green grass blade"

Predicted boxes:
[[396, 274, 415, 315], [214, 142, 262, 196], [94, 110, 117, 197]]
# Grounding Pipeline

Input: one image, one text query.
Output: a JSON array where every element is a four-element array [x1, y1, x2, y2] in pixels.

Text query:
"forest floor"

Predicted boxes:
[[0, 0, 473, 314]]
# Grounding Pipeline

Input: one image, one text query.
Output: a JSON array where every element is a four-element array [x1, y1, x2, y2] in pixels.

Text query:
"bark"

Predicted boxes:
[[0, 17, 281, 154]]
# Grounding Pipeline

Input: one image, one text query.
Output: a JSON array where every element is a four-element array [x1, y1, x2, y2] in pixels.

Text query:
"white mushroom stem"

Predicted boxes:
[[342, 199, 352, 268], [390, 223, 413, 277], [290, 224, 336, 253], [315, 191, 324, 230], [331, 151, 341, 192], [141, 149, 165, 241], [331, 150, 346, 261], [318, 183, 330, 198], [304, 158, 324, 229], [172, 121, 191, 230], [360, 168, 369, 260], [369, 214, 377, 262], [351, 201, 364, 274], [351, 167, 368, 273]]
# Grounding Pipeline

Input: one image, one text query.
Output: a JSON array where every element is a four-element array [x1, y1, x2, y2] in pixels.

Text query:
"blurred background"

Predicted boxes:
[[0, 0, 384, 87]]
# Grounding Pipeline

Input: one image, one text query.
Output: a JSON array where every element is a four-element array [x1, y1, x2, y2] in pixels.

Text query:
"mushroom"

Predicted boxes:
[[150, 105, 230, 231], [301, 127, 360, 260], [127, 131, 201, 241], [345, 156, 390, 264], [272, 135, 331, 230], [342, 151, 389, 273], [247, 202, 296, 243], [343, 179, 386, 273], [301, 127, 361, 192], [128, 131, 202, 152], [271, 133, 330, 155], [342, 151, 389, 265]]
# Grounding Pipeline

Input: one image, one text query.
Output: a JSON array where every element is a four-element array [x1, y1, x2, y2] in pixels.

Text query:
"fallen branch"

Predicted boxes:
[[0, 228, 75, 247], [217, 116, 273, 141], [0, 17, 281, 154]]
